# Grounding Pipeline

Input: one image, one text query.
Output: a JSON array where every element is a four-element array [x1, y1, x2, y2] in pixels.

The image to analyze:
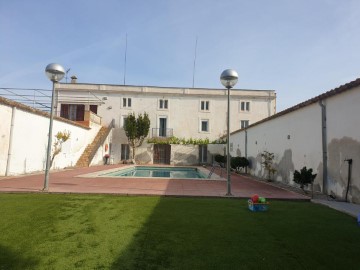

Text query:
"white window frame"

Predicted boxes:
[[121, 115, 128, 128], [121, 97, 132, 109], [241, 120, 249, 129], [199, 119, 210, 133], [200, 100, 210, 112], [158, 98, 169, 110], [240, 101, 250, 112]]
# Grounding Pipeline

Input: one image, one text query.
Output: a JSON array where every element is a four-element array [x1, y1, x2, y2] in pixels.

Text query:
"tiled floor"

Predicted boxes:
[[0, 165, 309, 200]]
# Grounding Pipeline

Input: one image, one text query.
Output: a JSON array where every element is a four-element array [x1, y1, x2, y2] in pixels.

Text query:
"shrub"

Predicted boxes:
[[231, 157, 249, 173], [293, 166, 317, 190]]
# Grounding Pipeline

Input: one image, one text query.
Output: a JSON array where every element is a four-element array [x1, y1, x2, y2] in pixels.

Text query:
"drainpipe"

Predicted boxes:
[[245, 129, 248, 174], [5, 107, 16, 176], [319, 100, 328, 194]]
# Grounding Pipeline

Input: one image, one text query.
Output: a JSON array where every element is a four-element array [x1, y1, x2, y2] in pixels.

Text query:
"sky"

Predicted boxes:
[[1, 0, 360, 112]]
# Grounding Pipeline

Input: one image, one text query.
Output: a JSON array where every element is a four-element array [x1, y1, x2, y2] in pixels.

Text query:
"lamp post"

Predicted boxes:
[[220, 69, 238, 196], [43, 63, 65, 191]]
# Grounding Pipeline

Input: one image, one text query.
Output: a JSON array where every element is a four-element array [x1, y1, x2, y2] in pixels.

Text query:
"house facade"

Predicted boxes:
[[55, 81, 276, 165]]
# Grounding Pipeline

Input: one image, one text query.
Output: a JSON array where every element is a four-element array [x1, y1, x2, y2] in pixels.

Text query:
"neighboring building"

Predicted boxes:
[[55, 81, 276, 165], [229, 78, 360, 203]]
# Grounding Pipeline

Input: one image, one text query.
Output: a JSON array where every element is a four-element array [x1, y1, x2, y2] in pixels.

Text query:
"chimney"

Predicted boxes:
[[71, 75, 77, 83]]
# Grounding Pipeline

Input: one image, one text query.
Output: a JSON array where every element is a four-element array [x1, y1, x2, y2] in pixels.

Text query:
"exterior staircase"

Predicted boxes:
[[76, 120, 114, 167]]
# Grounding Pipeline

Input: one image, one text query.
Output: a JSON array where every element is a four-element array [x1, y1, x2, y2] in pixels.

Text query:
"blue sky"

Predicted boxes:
[[1, 0, 360, 111]]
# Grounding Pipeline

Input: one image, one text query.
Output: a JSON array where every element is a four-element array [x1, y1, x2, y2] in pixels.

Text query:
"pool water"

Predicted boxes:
[[101, 166, 207, 179]]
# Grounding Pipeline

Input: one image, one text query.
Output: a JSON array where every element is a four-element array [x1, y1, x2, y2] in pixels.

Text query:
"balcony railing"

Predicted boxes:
[[151, 128, 173, 138]]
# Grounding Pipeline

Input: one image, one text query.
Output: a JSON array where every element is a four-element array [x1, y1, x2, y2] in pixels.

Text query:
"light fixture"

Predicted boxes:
[[43, 63, 65, 191], [220, 69, 238, 196]]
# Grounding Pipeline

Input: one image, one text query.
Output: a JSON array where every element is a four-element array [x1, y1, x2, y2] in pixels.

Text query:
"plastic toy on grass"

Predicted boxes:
[[248, 195, 269, 212]]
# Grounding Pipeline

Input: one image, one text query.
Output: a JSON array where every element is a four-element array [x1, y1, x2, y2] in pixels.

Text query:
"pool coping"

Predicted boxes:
[[77, 165, 225, 181]]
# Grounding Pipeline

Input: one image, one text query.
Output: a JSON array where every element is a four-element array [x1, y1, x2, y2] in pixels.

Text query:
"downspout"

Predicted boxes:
[[245, 129, 248, 174], [319, 100, 328, 194], [5, 106, 16, 176]]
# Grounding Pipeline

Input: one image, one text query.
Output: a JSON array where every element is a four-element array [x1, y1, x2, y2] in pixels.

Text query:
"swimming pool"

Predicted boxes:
[[100, 166, 207, 179]]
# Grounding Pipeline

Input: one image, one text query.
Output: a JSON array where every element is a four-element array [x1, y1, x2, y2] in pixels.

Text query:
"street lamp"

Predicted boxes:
[[220, 69, 238, 196], [43, 63, 65, 191]]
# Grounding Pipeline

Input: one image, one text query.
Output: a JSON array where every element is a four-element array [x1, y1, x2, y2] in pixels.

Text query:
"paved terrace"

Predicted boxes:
[[0, 165, 309, 200]]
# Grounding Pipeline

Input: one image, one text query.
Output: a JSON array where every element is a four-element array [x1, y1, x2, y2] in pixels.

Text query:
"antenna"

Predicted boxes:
[[123, 33, 128, 85], [192, 36, 198, 88], [65, 68, 71, 83]]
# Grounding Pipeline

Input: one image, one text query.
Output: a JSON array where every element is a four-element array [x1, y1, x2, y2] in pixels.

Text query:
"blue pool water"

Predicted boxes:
[[102, 166, 206, 179]]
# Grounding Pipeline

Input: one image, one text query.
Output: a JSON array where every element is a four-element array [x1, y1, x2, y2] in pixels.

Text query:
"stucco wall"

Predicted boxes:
[[0, 102, 101, 176], [229, 85, 360, 203]]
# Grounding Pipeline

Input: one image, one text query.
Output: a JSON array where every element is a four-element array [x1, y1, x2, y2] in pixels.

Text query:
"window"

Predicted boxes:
[[159, 99, 168, 109], [241, 120, 249, 129], [201, 120, 209, 132], [200, 100, 210, 111], [122, 98, 132, 108], [121, 144, 130, 160], [121, 115, 128, 127], [60, 104, 85, 121], [240, 101, 250, 112]]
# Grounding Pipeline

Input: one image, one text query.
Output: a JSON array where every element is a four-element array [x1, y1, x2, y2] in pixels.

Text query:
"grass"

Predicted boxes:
[[0, 194, 359, 269]]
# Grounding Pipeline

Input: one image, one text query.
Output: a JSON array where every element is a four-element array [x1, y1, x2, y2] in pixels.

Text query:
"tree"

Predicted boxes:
[[293, 166, 317, 191], [51, 130, 71, 168], [261, 150, 276, 181], [124, 112, 150, 160]]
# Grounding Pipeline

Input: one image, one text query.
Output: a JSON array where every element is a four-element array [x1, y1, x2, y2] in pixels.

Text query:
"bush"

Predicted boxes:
[[293, 166, 317, 190], [214, 154, 226, 167], [231, 157, 249, 172]]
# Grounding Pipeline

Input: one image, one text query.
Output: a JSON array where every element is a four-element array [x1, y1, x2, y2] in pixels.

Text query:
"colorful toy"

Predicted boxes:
[[248, 195, 269, 212], [251, 194, 259, 203]]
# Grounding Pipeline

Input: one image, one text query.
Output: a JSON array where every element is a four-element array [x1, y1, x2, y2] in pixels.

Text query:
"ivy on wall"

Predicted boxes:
[[147, 136, 226, 145]]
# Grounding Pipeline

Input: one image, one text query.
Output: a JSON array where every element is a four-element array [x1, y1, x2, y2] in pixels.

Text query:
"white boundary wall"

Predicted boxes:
[[0, 100, 101, 176], [230, 84, 360, 203]]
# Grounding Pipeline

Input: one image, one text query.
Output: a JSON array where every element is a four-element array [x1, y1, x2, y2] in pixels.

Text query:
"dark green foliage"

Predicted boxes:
[[231, 156, 249, 172], [124, 112, 150, 159], [293, 166, 317, 190], [214, 154, 226, 167]]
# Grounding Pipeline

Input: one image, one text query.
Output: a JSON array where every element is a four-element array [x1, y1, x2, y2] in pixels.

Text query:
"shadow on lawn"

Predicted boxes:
[[0, 244, 38, 269], [109, 194, 246, 270]]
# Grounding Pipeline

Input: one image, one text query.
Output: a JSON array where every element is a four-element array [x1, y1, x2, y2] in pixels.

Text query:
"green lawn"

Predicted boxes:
[[0, 194, 359, 269]]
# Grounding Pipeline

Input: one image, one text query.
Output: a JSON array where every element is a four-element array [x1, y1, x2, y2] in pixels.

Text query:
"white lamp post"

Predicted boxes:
[[220, 69, 238, 196], [43, 63, 65, 191]]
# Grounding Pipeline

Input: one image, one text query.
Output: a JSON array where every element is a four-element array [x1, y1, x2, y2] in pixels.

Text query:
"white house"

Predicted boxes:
[[55, 80, 276, 165]]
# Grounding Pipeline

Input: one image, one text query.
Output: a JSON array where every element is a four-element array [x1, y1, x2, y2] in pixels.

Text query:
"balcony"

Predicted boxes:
[[151, 128, 173, 138]]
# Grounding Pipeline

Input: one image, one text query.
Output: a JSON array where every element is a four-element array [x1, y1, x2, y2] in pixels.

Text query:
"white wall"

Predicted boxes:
[[230, 85, 360, 203], [0, 101, 101, 176]]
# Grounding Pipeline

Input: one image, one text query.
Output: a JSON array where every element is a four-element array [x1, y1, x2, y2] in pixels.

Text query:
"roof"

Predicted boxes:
[[231, 77, 360, 135], [0, 96, 89, 130]]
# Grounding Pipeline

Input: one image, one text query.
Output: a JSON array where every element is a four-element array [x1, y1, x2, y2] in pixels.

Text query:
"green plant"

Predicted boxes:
[[231, 156, 249, 173], [293, 166, 317, 191], [214, 154, 226, 167], [261, 150, 276, 181], [124, 112, 150, 159], [51, 130, 70, 168]]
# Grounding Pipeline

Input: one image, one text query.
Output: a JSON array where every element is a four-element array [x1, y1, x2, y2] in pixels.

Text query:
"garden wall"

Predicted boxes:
[[229, 81, 360, 203], [0, 97, 101, 176]]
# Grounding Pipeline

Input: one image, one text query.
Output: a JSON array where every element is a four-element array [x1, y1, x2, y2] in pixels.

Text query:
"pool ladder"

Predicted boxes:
[[208, 163, 223, 178]]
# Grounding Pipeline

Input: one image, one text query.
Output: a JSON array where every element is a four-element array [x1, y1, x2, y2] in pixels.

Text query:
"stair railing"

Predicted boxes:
[[86, 119, 115, 166]]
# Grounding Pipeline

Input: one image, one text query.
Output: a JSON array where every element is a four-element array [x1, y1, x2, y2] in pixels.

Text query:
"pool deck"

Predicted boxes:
[[0, 164, 309, 200]]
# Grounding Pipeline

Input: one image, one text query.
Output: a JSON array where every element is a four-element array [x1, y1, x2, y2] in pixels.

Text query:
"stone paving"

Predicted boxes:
[[0, 165, 309, 200]]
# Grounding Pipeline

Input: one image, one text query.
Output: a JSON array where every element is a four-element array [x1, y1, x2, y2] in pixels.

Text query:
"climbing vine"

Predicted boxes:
[[147, 136, 226, 145]]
